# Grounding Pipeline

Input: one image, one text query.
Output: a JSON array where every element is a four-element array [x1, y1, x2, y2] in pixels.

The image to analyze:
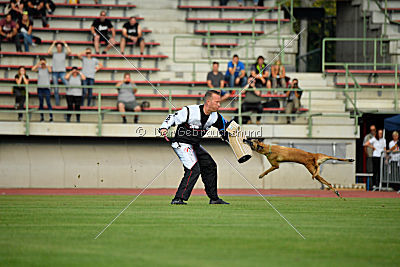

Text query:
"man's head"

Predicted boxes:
[[257, 56, 264, 66], [370, 125, 376, 135], [5, 14, 12, 23], [212, 61, 219, 72], [204, 90, 221, 113], [56, 42, 63, 52], [85, 47, 92, 57], [123, 72, 131, 82], [99, 11, 107, 22], [393, 131, 399, 141], [378, 129, 383, 139], [291, 78, 298, 88], [232, 54, 239, 64], [39, 57, 46, 66], [129, 16, 137, 25]]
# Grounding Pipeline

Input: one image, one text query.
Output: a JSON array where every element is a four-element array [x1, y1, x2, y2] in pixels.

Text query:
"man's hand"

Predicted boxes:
[[235, 77, 240, 85]]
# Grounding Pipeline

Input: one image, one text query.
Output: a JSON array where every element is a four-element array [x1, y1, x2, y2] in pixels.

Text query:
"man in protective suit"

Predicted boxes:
[[159, 90, 230, 205]]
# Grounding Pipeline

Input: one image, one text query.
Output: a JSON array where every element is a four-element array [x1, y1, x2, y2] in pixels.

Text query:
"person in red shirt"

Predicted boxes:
[[0, 14, 22, 52]]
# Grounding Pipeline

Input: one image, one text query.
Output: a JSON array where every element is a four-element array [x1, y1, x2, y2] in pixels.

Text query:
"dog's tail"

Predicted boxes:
[[325, 156, 354, 163]]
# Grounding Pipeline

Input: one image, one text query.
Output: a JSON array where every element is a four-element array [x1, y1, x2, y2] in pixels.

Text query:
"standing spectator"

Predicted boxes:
[[241, 82, 263, 124], [207, 62, 229, 101], [116, 73, 141, 124], [120, 16, 145, 55], [26, 0, 49, 28], [250, 55, 271, 89], [284, 78, 302, 124], [78, 48, 103, 106], [6, 0, 25, 21], [225, 54, 247, 89], [0, 13, 22, 52], [363, 125, 376, 175], [365, 129, 386, 189], [17, 12, 34, 52], [91, 10, 116, 54], [271, 59, 286, 89], [65, 67, 85, 122], [48, 40, 72, 106], [13, 66, 29, 121], [32, 57, 53, 122], [388, 131, 400, 162]]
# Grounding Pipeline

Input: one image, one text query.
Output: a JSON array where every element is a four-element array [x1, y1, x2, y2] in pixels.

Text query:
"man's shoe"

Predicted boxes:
[[171, 198, 187, 205], [209, 198, 230, 204]]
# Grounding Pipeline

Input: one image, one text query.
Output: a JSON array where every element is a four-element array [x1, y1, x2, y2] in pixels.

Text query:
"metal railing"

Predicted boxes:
[[173, 0, 295, 80], [0, 83, 365, 138], [380, 151, 400, 191]]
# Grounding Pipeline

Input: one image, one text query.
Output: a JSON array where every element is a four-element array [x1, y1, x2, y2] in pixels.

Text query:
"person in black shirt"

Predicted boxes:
[[285, 78, 302, 124], [6, 0, 26, 21], [159, 90, 230, 205], [26, 0, 48, 27], [14, 66, 29, 121], [120, 16, 145, 55], [91, 10, 116, 54], [18, 12, 34, 52]]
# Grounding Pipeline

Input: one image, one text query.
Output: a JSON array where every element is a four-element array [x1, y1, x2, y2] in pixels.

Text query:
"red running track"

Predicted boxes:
[[0, 188, 399, 198]]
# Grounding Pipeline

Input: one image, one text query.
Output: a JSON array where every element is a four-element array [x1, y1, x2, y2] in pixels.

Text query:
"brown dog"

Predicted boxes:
[[244, 139, 354, 198]]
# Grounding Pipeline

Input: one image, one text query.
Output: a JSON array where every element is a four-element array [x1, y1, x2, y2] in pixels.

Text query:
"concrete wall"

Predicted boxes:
[[0, 136, 356, 189]]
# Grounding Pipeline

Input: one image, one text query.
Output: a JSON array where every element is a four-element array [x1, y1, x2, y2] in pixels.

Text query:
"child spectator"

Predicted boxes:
[[17, 12, 34, 52], [285, 78, 302, 124], [250, 55, 271, 89], [120, 16, 145, 55], [91, 10, 116, 54], [65, 67, 85, 122], [78, 48, 103, 106], [116, 73, 141, 124], [13, 66, 29, 121], [271, 59, 286, 89], [225, 54, 247, 89], [207, 62, 229, 101], [26, 0, 49, 28], [32, 57, 53, 122], [48, 40, 72, 106], [0, 13, 22, 52]]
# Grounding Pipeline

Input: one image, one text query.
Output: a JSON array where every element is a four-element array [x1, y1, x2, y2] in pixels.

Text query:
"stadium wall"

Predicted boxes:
[[0, 136, 356, 189]]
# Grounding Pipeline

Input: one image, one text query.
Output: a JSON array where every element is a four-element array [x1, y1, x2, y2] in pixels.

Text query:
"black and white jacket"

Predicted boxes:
[[159, 104, 228, 145]]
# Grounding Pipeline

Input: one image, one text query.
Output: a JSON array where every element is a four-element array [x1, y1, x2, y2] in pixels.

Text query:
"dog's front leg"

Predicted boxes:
[[259, 166, 279, 178]]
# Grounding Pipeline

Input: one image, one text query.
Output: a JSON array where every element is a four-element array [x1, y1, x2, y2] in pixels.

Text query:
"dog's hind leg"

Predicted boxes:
[[259, 158, 279, 179], [315, 175, 343, 199]]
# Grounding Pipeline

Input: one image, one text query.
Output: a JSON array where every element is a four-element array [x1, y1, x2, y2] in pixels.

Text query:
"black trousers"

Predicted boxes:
[[14, 88, 25, 118], [372, 156, 381, 187], [66, 95, 82, 122], [242, 102, 263, 122], [175, 145, 219, 201]]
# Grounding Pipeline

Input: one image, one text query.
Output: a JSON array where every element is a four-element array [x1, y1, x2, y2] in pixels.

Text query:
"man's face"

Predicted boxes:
[[393, 133, 398, 141], [232, 56, 239, 64], [129, 18, 136, 25], [86, 49, 92, 56], [257, 58, 264, 65], [206, 93, 221, 112], [6, 15, 12, 23], [370, 126, 376, 135], [40, 60, 46, 66], [124, 74, 131, 82], [100, 12, 106, 22], [212, 63, 219, 72], [56, 43, 62, 52]]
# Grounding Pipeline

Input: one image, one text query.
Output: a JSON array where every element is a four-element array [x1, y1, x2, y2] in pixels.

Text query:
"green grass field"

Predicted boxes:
[[1, 195, 399, 266]]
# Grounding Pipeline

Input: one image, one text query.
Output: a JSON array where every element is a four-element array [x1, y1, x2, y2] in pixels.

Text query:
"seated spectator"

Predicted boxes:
[[48, 40, 72, 106], [91, 10, 116, 54], [26, 0, 48, 28], [241, 82, 263, 125], [0, 13, 22, 52], [116, 73, 141, 124], [18, 12, 34, 52], [207, 62, 229, 101], [388, 131, 400, 161], [78, 48, 103, 106], [271, 59, 286, 89], [32, 57, 53, 122], [120, 16, 145, 55], [250, 55, 271, 90], [6, 0, 25, 21], [45, 0, 56, 14], [225, 54, 247, 89], [365, 129, 386, 189], [65, 67, 85, 122], [13, 66, 29, 121], [285, 78, 302, 124]]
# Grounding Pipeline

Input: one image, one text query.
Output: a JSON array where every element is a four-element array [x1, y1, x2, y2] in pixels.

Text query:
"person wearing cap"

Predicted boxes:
[[65, 66, 85, 122], [17, 12, 34, 52]]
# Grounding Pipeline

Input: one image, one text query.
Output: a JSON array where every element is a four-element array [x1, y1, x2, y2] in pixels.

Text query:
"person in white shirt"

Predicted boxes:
[[365, 129, 386, 189], [388, 131, 399, 162]]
